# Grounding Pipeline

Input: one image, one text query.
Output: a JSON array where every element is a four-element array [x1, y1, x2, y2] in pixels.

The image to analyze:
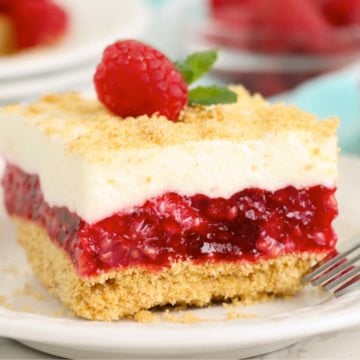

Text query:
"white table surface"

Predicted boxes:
[[1, 326, 359, 359]]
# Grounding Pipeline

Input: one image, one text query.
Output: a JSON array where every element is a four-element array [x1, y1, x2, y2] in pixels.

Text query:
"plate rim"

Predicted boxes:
[[0, 0, 150, 80], [0, 292, 359, 350]]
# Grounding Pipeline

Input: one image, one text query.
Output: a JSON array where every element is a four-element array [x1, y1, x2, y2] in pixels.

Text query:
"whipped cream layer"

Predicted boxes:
[[0, 112, 337, 223]]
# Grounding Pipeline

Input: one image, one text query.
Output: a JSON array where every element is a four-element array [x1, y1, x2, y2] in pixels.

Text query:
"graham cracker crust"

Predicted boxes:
[[16, 219, 325, 321]]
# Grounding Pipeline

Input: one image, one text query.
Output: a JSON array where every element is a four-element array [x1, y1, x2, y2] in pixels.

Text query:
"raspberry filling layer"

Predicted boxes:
[[2, 164, 338, 277]]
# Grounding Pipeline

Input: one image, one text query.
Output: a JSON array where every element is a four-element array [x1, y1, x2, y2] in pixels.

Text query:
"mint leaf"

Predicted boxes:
[[189, 86, 237, 106], [174, 62, 194, 84], [175, 50, 237, 106], [175, 50, 218, 85]]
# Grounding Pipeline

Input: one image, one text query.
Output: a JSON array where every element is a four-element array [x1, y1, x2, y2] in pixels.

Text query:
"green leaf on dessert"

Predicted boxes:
[[189, 86, 237, 106], [175, 50, 218, 85]]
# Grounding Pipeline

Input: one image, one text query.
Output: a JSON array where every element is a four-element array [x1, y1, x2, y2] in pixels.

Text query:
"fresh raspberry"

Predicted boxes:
[[209, 0, 337, 54], [0, 0, 15, 12], [10, 0, 68, 49], [248, 0, 333, 53], [210, 0, 256, 27], [210, 0, 247, 11], [321, 0, 360, 26], [211, 2, 255, 30], [94, 40, 188, 121]]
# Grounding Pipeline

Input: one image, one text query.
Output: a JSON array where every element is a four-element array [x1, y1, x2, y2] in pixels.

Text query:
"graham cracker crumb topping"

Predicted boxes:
[[0, 87, 338, 162]]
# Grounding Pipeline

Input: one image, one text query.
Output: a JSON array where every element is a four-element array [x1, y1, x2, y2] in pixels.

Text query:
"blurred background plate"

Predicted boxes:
[[0, 63, 93, 103], [0, 0, 149, 80]]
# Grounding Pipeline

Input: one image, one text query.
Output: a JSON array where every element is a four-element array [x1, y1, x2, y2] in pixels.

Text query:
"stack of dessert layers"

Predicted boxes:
[[0, 87, 338, 320]]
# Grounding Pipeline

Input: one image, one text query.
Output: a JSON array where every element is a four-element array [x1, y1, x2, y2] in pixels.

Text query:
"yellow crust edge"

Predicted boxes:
[[16, 219, 326, 321]]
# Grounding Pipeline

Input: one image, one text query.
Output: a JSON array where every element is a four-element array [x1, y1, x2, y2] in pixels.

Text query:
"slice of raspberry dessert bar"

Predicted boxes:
[[0, 41, 338, 320]]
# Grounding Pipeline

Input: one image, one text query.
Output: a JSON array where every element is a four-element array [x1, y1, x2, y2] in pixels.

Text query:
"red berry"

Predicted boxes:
[[0, 0, 19, 13], [251, 0, 332, 53], [321, 0, 360, 26], [0, 0, 15, 12], [209, 0, 257, 34], [94, 40, 188, 121], [209, 0, 336, 54], [210, 0, 240, 10], [11, 0, 68, 49]]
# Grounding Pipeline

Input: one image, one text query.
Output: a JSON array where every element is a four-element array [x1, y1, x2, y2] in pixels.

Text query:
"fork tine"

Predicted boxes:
[[334, 276, 360, 297], [310, 253, 360, 286], [323, 265, 360, 291], [303, 240, 360, 283]]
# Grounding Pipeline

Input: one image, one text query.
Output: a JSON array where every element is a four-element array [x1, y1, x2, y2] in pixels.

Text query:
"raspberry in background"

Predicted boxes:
[[11, 0, 68, 49], [211, 2, 255, 31], [94, 40, 188, 121], [321, 0, 360, 26], [210, 0, 246, 11], [250, 0, 333, 54], [209, 0, 256, 50], [0, 0, 15, 12], [209, 0, 353, 54]]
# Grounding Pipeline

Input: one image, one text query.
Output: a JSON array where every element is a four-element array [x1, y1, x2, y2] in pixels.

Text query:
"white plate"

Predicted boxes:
[[0, 0, 149, 80], [0, 62, 95, 103], [0, 62, 97, 104], [0, 156, 359, 360]]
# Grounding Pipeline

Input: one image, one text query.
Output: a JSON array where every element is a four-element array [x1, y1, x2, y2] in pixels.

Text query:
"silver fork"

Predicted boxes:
[[303, 235, 360, 297]]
